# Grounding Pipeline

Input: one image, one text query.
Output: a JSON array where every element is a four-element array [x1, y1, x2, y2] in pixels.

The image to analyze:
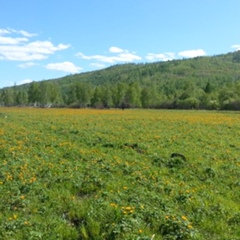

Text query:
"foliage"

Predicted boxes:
[[0, 108, 239, 239], [1, 51, 240, 109]]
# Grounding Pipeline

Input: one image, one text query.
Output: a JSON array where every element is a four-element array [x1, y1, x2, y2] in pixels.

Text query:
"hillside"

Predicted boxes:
[[1, 51, 240, 109]]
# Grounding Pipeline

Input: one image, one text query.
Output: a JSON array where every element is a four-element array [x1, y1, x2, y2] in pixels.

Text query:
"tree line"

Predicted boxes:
[[1, 79, 240, 110], [1, 51, 240, 110]]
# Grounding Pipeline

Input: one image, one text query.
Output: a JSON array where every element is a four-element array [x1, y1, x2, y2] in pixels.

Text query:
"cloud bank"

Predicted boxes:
[[178, 49, 206, 58], [146, 52, 175, 61], [145, 49, 206, 62], [76, 47, 142, 64], [18, 79, 33, 85], [76, 46, 209, 69], [0, 28, 70, 61], [46, 61, 82, 73]]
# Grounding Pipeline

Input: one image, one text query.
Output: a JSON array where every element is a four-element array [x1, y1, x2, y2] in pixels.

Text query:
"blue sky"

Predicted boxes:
[[1, 0, 240, 88]]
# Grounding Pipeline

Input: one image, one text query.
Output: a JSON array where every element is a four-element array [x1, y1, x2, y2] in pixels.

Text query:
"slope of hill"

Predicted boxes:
[[1, 51, 240, 109]]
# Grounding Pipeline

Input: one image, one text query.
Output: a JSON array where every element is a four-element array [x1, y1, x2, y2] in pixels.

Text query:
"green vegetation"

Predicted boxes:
[[1, 51, 240, 110], [0, 108, 239, 239]]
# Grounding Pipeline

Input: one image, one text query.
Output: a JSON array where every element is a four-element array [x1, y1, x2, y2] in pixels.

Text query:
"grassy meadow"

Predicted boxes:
[[0, 108, 239, 240]]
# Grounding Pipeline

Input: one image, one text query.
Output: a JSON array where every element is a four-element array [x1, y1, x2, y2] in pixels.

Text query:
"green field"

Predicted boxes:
[[0, 108, 239, 239]]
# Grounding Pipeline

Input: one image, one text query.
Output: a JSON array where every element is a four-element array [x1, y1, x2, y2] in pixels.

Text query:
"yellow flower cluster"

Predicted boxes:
[[110, 203, 118, 208], [121, 206, 135, 214]]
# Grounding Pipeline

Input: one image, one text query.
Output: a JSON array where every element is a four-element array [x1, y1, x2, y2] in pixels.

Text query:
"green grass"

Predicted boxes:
[[0, 108, 239, 239]]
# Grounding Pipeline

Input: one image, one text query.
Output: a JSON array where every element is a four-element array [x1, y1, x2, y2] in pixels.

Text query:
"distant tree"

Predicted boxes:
[[141, 84, 161, 108], [76, 83, 93, 107], [178, 81, 197, 100], [16, 90, 28, 106], [1, 88, 14, 106], [91, 87, 104, 108], [28, 82, 40, 106], [141, 87, 150, 108], [116, 83, 127, 108], [176, 97, 200, 109], [39, 82, 49, 106], [125, 82, 141, 108], [47, 82, 63, 105], [218, 87, 237, 108], [204, 81, 215, 93], [66, 84, 77, 106], [111, 85, 119, 107], [101, 85, 113, 108], [233, 82, 240, 99], [232, 51, 240, 62]]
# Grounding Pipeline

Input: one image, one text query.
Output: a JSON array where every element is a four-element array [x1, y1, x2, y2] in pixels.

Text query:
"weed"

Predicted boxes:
[[0, 108, 239, 239]]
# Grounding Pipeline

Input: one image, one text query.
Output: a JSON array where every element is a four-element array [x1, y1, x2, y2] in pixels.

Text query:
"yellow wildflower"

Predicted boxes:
[[188, 224, 193, 229], [181, 216, 187, 221], [125, 206, 132, 211]]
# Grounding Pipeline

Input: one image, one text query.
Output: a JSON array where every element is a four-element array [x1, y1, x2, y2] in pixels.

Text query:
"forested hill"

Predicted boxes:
[[1, 50, 240, 110]]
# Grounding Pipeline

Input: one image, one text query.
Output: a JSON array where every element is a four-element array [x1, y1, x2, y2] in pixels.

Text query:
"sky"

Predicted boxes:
[[0, 0, 240, 88]]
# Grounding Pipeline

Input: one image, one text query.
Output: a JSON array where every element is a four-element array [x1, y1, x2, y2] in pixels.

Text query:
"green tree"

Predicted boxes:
[[125, 82, 141, 108], [178, 81, 197, 100], [39, 82, 50, 106], [76, 83, 93, 107], [218, 87, 238, 109], [28, 82, 40, 106], [1, 88, 14, 106], [141, 87, 151, 108], [47, 82, 63, 105], [65, 84, 77, 106], [101, 85, 113, 108], [91, 87, 103, 108], [176, 97, 200, 109], [141, 84, 159, 108], [204, 81, 215, 93], [116, 83, 127, 108], [16, 90, 28, 106]]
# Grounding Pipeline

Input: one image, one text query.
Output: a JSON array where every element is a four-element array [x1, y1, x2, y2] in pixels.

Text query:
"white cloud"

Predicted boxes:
[[117, 52, 142, 61], [0, 28, 70, 61], [109, 46, 124, 53], [18, 62, 38, 68], [0, 36, 28, 45], [178, 49, 206, 58], [232, 45, 240, 51], [90, 63, 106, 68], [18, 79, 33, 85], [17, 30, 37, 38], [5, 28, 37, 37], [76, 47, 142, 64], [146, 52, 175, 61], [46, 61, 82, 73], [77, 52, 141, 63], [0, 29, 11, 35], [26, 41, 69, 54], [0, 48, 48, 61]]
